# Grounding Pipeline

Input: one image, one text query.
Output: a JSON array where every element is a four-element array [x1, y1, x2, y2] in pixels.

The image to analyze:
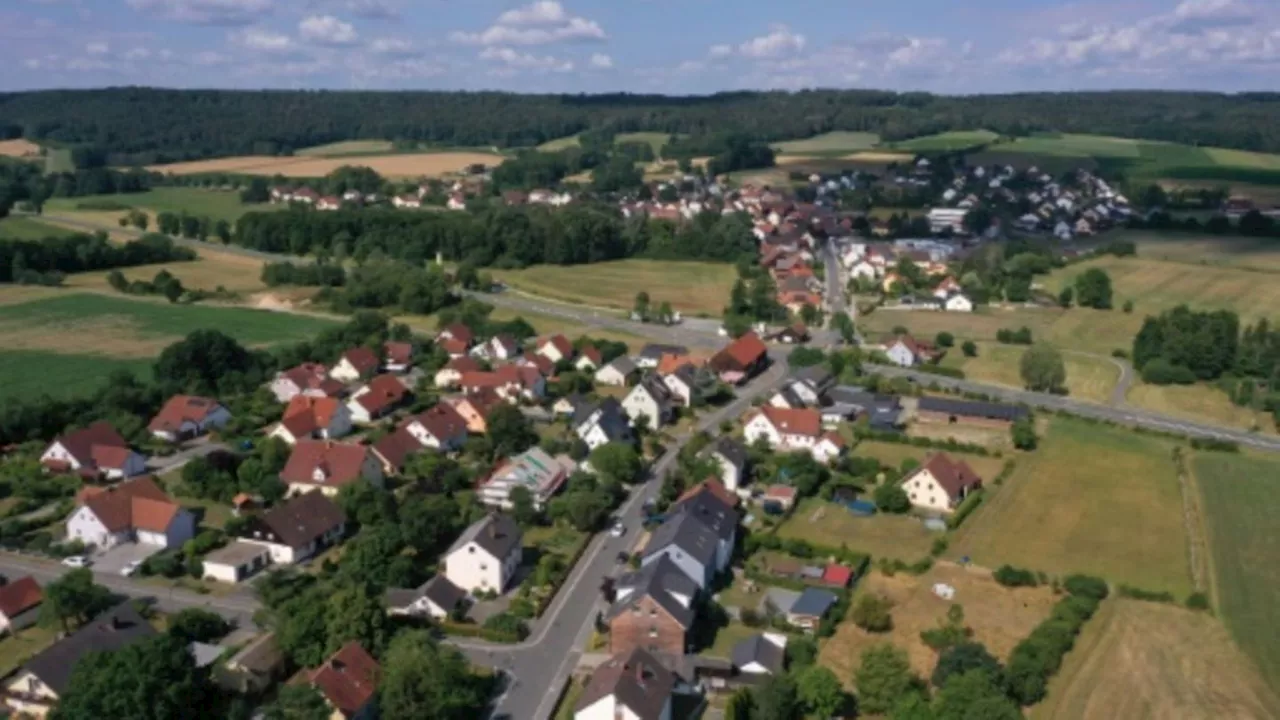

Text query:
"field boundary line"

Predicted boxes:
[[1172, 447, 1209, 594], [1182, 453, 1217, 604]]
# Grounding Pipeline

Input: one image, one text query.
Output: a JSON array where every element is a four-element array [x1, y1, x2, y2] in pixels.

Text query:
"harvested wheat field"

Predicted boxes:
[[0, 139, 41, 158], [820, 563, 1058, 688], [66, 249, 268, 294], [845, 151, 914, 162], [1033, 598, 1279, 720], [149, 151, 505, 178]]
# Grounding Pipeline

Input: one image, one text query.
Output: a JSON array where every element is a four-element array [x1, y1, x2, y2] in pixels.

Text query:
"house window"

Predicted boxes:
[[468, 546, 475, 553], [910, 493, 917, 500], [480, 563, 488, 571], [649, 627, 657, 637]]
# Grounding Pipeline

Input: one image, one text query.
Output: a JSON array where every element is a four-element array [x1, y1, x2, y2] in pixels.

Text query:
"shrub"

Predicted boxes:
[[1140, 358, 1197, 385], [935, 332, 955, 348], [1118, 585, 1175, 603], [851, 594, 894, 633], [993, 565, 1038, 588], [961, 340, 978, 357], [1063, 574, 1109, 601], [1185, 592, 1211, 611], [873, 483, 910, 514], [930, 537, 949, 557]]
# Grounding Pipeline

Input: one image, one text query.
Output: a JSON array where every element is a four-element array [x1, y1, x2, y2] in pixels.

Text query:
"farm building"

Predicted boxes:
[[916, 397, 1029, 428]]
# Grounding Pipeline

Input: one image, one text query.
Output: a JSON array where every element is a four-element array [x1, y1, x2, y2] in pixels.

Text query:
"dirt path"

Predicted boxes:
[[1172, 447, 1209, 594]]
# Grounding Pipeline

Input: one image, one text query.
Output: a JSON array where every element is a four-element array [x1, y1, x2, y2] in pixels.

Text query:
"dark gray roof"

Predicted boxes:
[[789, 587, 839, 617], [606, 556, 698, 629], [575, 648, 675, 720], [792, 365, 834, 390], [706, 437, 747, 470], [22, 602, 157, 694], [826, 386, 900, 411], [643, 512, 719, 568], [606, 356, 638, 375], [731, 634, 786, 674], [573, 397, 632, 442], [245, 491, 347, 550], [669, 364, 698, 386], [671, 488, 738, 543], [918, 396, 1029, 421], [637, 374, 674, 408], [421, 575, 466, 611], [638, 343, 688, 361], [447, 513, 522, 560], [774, 386, 805, 408]]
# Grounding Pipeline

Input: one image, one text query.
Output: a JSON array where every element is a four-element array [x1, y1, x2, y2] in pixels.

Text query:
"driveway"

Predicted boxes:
[[145, 437, 230, 474], [92, 542, 164, 576]]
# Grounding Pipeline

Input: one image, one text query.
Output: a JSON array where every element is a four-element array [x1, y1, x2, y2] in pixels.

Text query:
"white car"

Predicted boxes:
[[609, 521, 626, 538], [61, 555, 91, 568], [120, 560, 143, 577]]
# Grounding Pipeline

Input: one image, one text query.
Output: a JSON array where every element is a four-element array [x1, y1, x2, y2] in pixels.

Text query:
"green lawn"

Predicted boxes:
[[1193, 452, 1280, 694], [0, 216, 79, 240], [949, 416, 1191, 597], [777, 497, 936, 562], [940, 342, 1120, 405], [615, 132, 673, 157], [490, 259, 736, 316], [1002, 133, 1143, 159], [537, 134, 582, 152], [771, 131, 881, 156], [0, 624, 59, 677], [891, 130, 999, 152], [45, 187, 275, 223], [296, 139, 395, 157], [0, 350, 154, 401], [703, 621, 758, 660]]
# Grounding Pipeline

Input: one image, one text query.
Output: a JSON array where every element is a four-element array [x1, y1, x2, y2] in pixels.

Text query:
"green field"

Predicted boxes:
[[296, 139, 395, 157], [0, 216, 78, 240], [45, 187, 276, 223], [940, 342, 1121, 405], [537, 134, 582, 152], [0, 292, 339, 400], [1127, 231, 1280, 273], [771, 131, 881, 156], [490, 259, 737, 316], [777, 497, 936, 562], [891, 130, 999, 152], [1002, 133, 1142, 159], [950, 416, 1191, 596], [1194, 452, 1280, 694], [614, 132, 673, 157], [44, 147, 75, 174]]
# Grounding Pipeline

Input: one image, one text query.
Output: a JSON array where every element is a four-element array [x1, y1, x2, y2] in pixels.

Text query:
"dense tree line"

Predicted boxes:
[[234, 204, 754, 266], [261, 261, 346, 287], [1129, 208, 1280, 239], [7, 88, 1280, 165], [0, 231, 195, 284], [0, 161, 152, 214], [320, 260, 455, 315], [1132, 306, 1241, 383]]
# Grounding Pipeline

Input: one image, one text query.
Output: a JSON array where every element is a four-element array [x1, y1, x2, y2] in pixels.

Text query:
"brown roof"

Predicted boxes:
[[339, 347, 380, 376], [280, 441, 373, 489], [676, 478, 738, 508], [308, 642, 379, 718], [371, 428, 423, 472], [0, 576, 43, 618], [575, 648, 674, 720], [656, 353, 695, 376], [440, 323, 474, 345], [148, 395, 222, 433], [712, 332, 767, 372], [444, 356, 481, 373], [541, 334, 574, 358], [383, 341, 414, 366], [408, 403, 468, 441], [47, 421, 131, 471], [79, 476, 181, 534], [520, 352, 555, 376], [447, 389, 503, 418], [280, 363, 344, 396], [281, 396, 342, 437], [756, 406, 822, 437], [581, 346, 603, 364], [911, 453, 983, 501], [439, 337, 470, 355], [353, 374, 409, 415], [248, 490, 346, 549]]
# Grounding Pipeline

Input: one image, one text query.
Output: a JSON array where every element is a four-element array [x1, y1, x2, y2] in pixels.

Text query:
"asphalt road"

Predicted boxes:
[[822, 238, 846, 317], [450, 359, 791, 719], [0, 553, 260, 625]]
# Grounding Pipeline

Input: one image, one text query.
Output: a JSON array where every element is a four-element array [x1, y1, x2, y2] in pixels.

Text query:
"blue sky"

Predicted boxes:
[[3, 0, 1279, 93]]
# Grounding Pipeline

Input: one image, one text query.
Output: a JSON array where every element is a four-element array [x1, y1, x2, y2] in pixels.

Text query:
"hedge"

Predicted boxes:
[[532, 531, 592, 618], [946, 489, 985, 530], [439, 620, 522, 644], [1005, 574, 1109, 705], [914, 364, 966, 380]]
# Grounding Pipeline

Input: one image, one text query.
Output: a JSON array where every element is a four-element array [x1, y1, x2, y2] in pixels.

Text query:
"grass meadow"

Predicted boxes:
[[770, 131, 881, 156], [0, 216, 79, 240], [44, 187, 274, 224], [1193, 452, 1280, 696], [939, 341, 1120, 404], [0, 350, 154, 401], [295, 139, 396, 156], [489, 259, 737, 316], [775, 497, 936, 562], [890, 130, 999, 152], [949, 416, 1192, 597]]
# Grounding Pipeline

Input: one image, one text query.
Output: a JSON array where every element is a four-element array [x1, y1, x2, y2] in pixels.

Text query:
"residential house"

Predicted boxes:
[[823, 387, 901, 431], [944, 293, 974, 313], [784, 587, 839, 631], [392, 194, 421, 209], [0, 577, 43, 636], [537, 334, 575, 364], [574, 648, 675, 720], [471, 334, 520, 362], [661, 364, 701, 408], [670, 480, 738, 572], [148, 395, 231, 442], [624, 375, 677, 429], [916, 397, 1028, 428], [443, 390, 503, 434], [460, 365, 545, 403], [901, 453, 983, 513], [552, 393, 589, 417], [606, 556, 698, 657], [39, 421, 146, 480], [637, 344, 689, 370], [240, 490, 347, 564], [575, 346, 603, 372], [786, 366, 834, 406], [743, 407, 845, 464], [595, 356, 638, 387], [709, 333, 769, 385], [478, 447, 575, 510], [762, 484, 798, 511], [382, 342, 415, 373], [330, 348, 381, 383], [572, 397, 632, 450], [4, 602, 156, 717], [443, 514, 523, 594], [372, 403, 470, 473], [279, 440, 384, 497], [385, 575, 467, 620], [217, 632, 285, 694], [316, 196, 341, 211], [641, 512, 721, 588], [732, 633, 788, 676], [516, 351, 556, 378], [66, 477, 195, 551], [306, 642, 379, 720], [884, 335, 937, 368], [270, 363, 346, 402], [932, 277, 962, 299], [270, 396, 352, 445], [434, 356, 481, 388], [201, 541, 272, 584], [347, 374, 410, 424], [770, 323, 809, 345], [701, 438, 749, 493], [436, 324, 475, 356]]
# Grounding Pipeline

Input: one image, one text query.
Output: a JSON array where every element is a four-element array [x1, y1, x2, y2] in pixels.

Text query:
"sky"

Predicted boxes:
[[3, 0, 1280, 94]]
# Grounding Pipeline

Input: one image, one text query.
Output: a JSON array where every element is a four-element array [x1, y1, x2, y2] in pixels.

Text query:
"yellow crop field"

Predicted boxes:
[[148, 151, 506, 179]]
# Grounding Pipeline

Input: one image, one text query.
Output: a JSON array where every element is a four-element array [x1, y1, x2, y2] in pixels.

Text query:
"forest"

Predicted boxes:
[[0, 231, 195, 284], [232, 204, 756, 267], [4, 88, 1280, 165]]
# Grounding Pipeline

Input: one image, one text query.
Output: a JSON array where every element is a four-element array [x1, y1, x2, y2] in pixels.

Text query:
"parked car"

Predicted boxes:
[[120, 560, 143, 577], [61, 556, 91, 568], [609, 521, 625, 538]]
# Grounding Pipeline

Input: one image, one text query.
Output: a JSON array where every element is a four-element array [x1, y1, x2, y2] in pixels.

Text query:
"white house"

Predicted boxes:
[[623, 376, 675, 429], [434, 356, 481, 388], [703, 437, 749, 493], [661, 365, 699, 407], [574, 399, 633, 450], [147, 395, 231, 442], [743, 406, 845, 465], [478, 448, 575, 510], [240, 491, 347, 565], [443, 514, 523, 594], [944, 293, 974, 313], [471, 335, 520, 362], [732, 633, 789, 675], [385, 576, 468, 620], [66, 477, 195, 551], [902, 453, 983, 513], [329, 347, 380, 383], [279, 441, 384, 498], [269, 396, 352, 445], [402, 404, 470, 451], [595, 356, 637, 387], [848, 258, 879, 282], [574, 648, 674, 720], [537, 334, 574, 364], [40, 422, 146, 480], [200, 542, 272, 584], [0, 577, 43, 636], [640, 512, 720, 588], [270, 363, 344, 403]]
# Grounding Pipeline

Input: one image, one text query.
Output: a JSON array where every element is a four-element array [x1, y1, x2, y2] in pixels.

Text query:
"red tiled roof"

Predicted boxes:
[[439, 337, 469, 355], [46, 421, 131, 471], [676, 478, 738, 508], [340, 347, 380, 376], [520, 352, 555, 376], [765, 484, 797, 500], [353, 374, 409, 415], [148, 395, 222, 433], [580, 346, 603, 364], [79, 477, 180, 534], [280, 441, 372, 489], [822, 564, 853, 587], [280, 363, 344, 396], [541, 334, 574, 358], [912, 453, 983, 501], [408, 403, 468, 442], [821, 431, 846, 448], [372, 428, 423, 472], [440, 323, 474, 345], [308, 642, 379, 718], [444, 356, 481, 373], [724, 332, 768, 367], [383, 341, 414, 366], [0, 576, 43, 618], [758, 406, 822, 437], [282, 396, 342, 437]]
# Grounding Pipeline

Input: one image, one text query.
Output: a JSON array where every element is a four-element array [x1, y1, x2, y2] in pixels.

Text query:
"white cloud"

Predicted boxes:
[[126, 0, 271, 26], [737, 25, 805, 58], [480, 46, 574, 72], [451, 2, 605, 45], [708, 44, 732, 59], [589, 52, 613, 69], [124, 46, 152, 60], [231, 27, 295, 52], [299, 15, 358, 46], [85, 41, 109, 55], [369, 37, 414, 55], [328, 0, 398, 20]]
